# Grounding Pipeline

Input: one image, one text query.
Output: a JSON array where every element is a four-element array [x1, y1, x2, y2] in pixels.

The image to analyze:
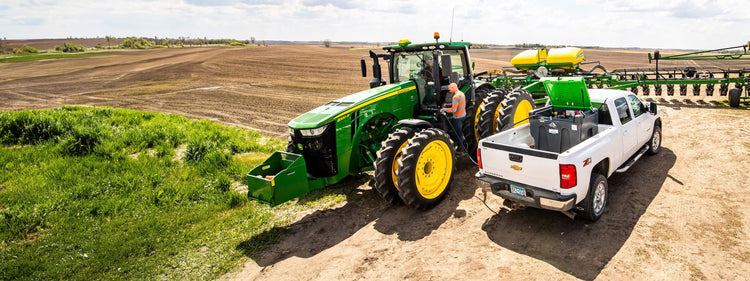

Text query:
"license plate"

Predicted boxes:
[[510, 185, 526, 197]]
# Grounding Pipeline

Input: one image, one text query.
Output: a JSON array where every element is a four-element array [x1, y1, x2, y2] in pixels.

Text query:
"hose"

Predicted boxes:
[[440, 112, 479, 166]]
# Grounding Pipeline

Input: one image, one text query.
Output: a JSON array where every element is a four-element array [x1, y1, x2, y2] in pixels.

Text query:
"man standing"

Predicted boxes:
[[441, 83, 466, 152]]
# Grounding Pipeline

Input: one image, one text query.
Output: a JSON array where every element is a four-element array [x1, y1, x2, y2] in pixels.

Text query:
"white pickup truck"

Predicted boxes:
[[475, 88, 662, 221]]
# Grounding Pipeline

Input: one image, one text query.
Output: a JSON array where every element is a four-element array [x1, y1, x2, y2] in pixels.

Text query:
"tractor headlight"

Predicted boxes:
[[299, 124, 330, 137]]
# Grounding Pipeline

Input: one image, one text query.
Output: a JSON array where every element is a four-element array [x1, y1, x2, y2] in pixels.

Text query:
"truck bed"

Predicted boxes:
[[479, 123, 615, 193]]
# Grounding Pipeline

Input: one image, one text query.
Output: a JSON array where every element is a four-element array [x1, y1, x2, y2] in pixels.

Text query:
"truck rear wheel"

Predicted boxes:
[[476, 88, 511, 139], [397, 128, 456, 210], [373, 127, 416, 205], [581, 173, 607, 221], [463, 86, 493, 161]]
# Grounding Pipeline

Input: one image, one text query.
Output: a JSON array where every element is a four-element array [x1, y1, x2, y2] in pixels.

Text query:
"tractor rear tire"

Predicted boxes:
[[475, 88, 511, 139], [729, 88, 742, 108], [494, 89, 535, 134], [373, 127, 416, 205], [397, 128, 456, 210], [463, 86, 494, 161]]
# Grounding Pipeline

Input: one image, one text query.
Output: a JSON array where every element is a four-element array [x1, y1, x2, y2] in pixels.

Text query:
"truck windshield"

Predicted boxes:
[[392, 50, 466, 83]]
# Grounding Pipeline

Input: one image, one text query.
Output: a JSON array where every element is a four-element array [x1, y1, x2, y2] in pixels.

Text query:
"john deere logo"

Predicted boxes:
[[510, 165, 522, 171]]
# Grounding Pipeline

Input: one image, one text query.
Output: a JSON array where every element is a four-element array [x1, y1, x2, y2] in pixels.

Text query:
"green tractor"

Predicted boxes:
[[246, 34, 534, 210]]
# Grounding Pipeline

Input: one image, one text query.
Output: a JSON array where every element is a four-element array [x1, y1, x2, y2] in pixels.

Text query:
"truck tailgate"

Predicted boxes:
[[481, 141, 561, 191]]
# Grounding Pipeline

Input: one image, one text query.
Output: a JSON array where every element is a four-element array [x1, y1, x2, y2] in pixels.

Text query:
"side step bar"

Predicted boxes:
[[615, 145, 649, 173]]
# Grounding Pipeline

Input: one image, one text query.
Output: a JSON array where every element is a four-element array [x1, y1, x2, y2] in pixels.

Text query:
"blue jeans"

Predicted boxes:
[[450, 117, 465, 152]]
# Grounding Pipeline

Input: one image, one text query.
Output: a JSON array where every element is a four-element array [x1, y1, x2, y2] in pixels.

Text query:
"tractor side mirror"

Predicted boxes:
[[649, 102, 657, 114], [472, 61, 475, 71], [441, 54, 452, 77], [360, 59, 367, 77]]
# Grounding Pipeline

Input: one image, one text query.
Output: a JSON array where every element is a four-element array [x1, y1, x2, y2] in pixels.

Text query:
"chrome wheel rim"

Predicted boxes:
[[651, 130, 661, 150], [593, 182, 606, 215]]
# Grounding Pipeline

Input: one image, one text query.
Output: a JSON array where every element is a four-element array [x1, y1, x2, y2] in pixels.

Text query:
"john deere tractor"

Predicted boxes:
[[246, 34, 534, 210]]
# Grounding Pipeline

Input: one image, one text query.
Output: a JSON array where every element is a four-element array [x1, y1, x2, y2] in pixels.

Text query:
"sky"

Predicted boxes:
[[1, 0, 749, 50]]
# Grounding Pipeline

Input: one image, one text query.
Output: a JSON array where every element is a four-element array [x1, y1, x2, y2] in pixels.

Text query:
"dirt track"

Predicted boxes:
[[2, 46, 749, 280]]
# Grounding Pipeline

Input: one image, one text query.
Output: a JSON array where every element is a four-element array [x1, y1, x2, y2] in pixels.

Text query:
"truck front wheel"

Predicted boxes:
[[373, 127, 416, 205], [581, 173, 608, 221], [647, 124, 661, 155], [397, 128, 456, 210]]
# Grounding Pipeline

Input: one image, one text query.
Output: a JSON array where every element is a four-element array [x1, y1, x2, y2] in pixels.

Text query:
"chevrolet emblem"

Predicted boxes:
[[510, 165, 522, 171]]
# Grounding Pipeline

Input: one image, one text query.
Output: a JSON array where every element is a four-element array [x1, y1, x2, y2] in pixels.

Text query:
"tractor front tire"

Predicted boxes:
[[476, 88, 511, 139], [373, 127, 416, 205], [397, 128, 456, 210], [285, 138, 299, 154]]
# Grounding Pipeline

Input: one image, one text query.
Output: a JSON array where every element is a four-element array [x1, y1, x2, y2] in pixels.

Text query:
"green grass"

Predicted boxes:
[[0, 106, 312, 280], [0, 52, 113, 63]]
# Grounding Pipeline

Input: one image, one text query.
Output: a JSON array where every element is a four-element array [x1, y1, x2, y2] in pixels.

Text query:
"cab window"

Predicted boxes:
[[614, 97, 632, 124], [598, 103, 613, 125], [627, 95, 644, 117]]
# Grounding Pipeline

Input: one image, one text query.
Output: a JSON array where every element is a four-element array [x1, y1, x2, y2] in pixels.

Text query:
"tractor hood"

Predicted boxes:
[[288, 81, 415, 129]]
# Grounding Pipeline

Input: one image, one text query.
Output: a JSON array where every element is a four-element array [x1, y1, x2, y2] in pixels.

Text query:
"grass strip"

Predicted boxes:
[[0, 106, 330, 280], [0, 53, 113, 63]]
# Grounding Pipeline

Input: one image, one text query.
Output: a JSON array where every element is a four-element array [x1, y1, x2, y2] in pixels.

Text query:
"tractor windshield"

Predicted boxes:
[[392, 50, 467, 83]]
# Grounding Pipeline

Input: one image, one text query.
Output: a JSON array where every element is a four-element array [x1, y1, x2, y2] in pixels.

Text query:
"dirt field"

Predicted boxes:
[[2, 45, 749, 280]]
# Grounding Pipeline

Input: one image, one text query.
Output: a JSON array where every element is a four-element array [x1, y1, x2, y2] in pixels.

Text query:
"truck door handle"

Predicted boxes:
[[509, 154, 523, 163]]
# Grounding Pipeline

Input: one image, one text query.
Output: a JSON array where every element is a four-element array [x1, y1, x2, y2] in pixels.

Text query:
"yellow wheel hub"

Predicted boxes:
[[473, 101, 483, 142], [513, 99, 533, 127], [414, 140, 452, 199], [492, 105, 501, 135], [391, 141, 409, 191]]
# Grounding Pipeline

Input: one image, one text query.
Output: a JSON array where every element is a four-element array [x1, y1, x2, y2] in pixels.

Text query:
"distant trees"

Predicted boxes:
[[323, 39, 331, 48], [22, 45, 39, 53], [120, 37, 155, 49], [514, 43, 545, 48], [0, 38, 7, 54], [251, 36, 256, 45], [55, 43, 86, 52], [105, 36, 115, 48]]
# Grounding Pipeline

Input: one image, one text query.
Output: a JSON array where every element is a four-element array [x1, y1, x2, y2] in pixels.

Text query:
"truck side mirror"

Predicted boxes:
[[649, 102, 657, 114], [360, 59, 367, 77], [441, 54, 452, 77]]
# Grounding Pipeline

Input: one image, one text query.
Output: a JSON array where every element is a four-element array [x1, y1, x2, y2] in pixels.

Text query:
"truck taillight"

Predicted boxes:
[[560, 164, 576, 189], [477, 148, 482, 169]]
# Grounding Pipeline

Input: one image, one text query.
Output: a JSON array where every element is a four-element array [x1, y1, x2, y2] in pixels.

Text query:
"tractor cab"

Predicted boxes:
[[362, 35, 474, 110]]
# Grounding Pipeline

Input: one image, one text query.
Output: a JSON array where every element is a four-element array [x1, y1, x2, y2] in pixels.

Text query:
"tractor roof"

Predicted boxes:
[[382, 41, 471, 53]]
